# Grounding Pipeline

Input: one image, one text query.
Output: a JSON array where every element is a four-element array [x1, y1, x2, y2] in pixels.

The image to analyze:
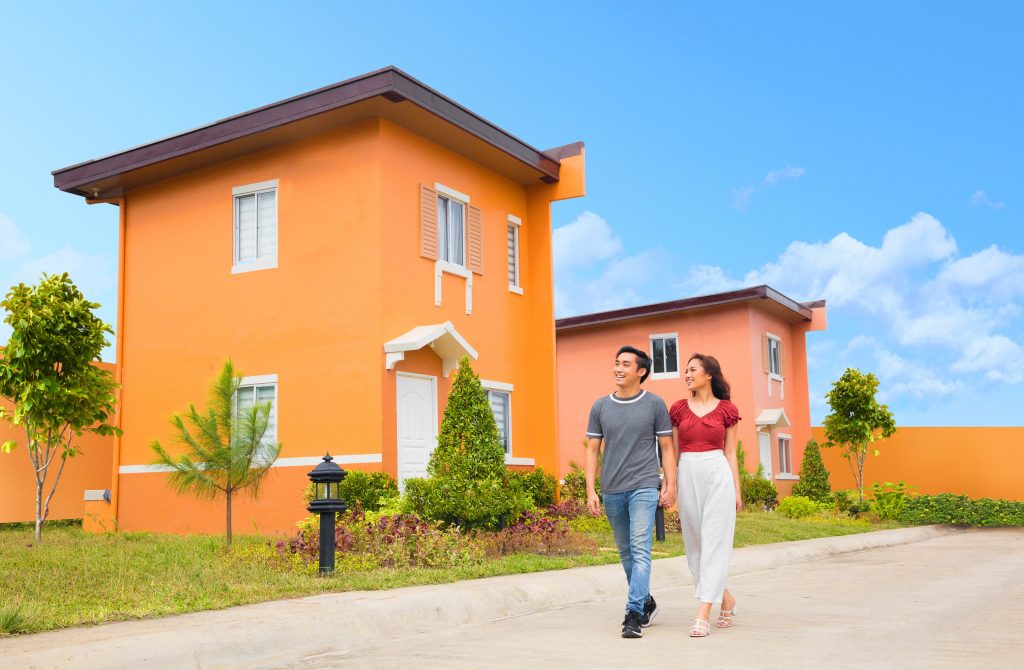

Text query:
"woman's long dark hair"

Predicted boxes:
[[688, 353, 731, 401]]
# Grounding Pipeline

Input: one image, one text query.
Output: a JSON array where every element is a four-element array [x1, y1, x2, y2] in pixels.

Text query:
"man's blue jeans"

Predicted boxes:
[[603, 487, 659, 615]]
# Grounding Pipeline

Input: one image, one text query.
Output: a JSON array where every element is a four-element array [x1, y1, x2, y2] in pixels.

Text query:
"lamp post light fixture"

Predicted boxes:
[[306, 453, 348, 575]]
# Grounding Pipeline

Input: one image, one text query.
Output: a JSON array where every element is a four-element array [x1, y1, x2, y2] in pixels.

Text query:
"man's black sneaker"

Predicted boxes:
[[640, 595, 658, 627], [622, 610, 643, 638]]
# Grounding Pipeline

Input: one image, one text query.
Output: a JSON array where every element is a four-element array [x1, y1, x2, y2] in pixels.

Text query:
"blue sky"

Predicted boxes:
[[1, 2, 1021, 426]]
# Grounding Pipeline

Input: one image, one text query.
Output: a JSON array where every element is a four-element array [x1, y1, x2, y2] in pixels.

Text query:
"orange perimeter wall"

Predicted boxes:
[[811, 426, 1024, 501], [0, 400, 115, 523]]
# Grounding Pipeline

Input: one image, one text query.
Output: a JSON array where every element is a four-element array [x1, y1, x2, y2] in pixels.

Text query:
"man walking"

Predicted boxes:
[[586, 345, 676, 638]]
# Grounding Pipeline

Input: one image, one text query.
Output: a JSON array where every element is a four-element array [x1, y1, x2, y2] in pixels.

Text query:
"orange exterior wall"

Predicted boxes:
[[0, 364, 116, 523], [811, 426, 1024, 501], [556, 302, 819, 496], [105, 117, 582, 535]]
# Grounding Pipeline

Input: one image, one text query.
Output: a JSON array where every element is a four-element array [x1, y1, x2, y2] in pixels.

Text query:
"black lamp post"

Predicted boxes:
[[307, 453, 348, 575]]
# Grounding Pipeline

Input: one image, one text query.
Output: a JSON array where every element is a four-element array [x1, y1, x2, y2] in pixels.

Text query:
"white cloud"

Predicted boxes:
[[952, 335, 1024, 383], [553, 212, 672, 317], [731, 165, 806, 210], [969, 190, 1004, 209], [672, 212, 1024, 396], [764, 166, 805, 186], [937, 244, 1024, 300], [0, 213, 31, 261], [677, 264, 744, 296], [552, 211, 622, 270]]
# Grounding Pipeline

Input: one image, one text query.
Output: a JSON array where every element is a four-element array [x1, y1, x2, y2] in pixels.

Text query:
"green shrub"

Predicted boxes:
[[791, 439, 832, 503], [869, 481, 912, 521], [742, 475, 778, 511], [776, 495, 829, 519], [560, 464, 599, 502], [335, 471, 399, 512], [832, 488, 871, 515], [511, 468, 558, 507], [898, 493, 1024, 527], [406, 358, 533, 530]]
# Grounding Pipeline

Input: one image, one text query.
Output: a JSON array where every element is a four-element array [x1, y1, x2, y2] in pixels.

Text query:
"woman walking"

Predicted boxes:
[[670, 353, 742, 637]]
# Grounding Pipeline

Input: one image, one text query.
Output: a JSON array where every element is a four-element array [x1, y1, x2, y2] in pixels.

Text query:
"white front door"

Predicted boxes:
[[758, 430, 773, 479], [396, 373, 438, 488]]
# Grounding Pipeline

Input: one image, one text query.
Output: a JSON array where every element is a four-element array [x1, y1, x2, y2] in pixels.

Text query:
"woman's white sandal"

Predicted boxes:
[[715, 605, 737, 628], [689, 618, 710, 637]]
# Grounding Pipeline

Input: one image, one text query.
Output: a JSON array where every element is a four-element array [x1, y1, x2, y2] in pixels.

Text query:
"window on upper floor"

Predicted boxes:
[[763, 333, 784, 379], [438, 193, 466, 267], [507, 214, 522, 294], [778, 434, 792, 475], [649, 333, 679, 379], [232, 180, 278, 274], [235, 374, 278, 465]]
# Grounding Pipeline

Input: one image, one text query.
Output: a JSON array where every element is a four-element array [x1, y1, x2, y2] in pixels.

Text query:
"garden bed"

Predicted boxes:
[[0, 510, 893, 635]]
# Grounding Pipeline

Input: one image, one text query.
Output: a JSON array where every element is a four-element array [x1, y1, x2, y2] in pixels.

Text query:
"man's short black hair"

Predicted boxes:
[[616, 345, 652, 383]]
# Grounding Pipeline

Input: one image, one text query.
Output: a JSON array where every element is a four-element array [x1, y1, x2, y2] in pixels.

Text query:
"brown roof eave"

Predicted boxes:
[[53, 66, 562, 196], [555, 285, 816, 331]]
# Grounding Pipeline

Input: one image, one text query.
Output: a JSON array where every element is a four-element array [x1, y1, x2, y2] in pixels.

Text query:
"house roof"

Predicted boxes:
[[555, 285, 822, 331], [52, 66, 582, 199]]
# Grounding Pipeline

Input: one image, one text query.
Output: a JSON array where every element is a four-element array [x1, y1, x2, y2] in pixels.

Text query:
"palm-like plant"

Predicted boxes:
[[150, 360, 281, 545]]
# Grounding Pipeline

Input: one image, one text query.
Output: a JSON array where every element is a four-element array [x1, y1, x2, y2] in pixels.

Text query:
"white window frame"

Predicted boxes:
[[507, 214, 523, 295], [767, 332, 783, 381], [435, 183, 468, 268], [235, 374, 278, 465], [777, 433, 792, 476], [648, 332, 680, 380], [231, 179, 279, 274], [481, 379, 513, 457]]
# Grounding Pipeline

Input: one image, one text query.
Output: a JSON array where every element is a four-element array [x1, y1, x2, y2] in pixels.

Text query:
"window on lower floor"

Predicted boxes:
[[778, 435, 792, 475], [235, 376, 278, 465], [649, 333, 679, 378], [485, 389, 511, 454]]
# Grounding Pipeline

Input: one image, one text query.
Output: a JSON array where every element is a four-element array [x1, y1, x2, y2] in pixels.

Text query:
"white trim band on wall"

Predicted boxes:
[[119, 454, 383, 474]]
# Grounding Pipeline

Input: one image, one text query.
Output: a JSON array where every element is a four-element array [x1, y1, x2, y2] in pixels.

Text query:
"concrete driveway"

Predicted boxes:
[[287, 527, 1024, 670], [3, 526, 1021, 669]]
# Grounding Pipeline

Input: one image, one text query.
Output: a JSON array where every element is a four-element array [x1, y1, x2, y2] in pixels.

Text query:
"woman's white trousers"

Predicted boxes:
[[677, 450, 736, 604]]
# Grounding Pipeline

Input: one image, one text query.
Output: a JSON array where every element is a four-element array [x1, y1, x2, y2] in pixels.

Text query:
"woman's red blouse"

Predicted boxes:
[[669, 399, 741, 453]]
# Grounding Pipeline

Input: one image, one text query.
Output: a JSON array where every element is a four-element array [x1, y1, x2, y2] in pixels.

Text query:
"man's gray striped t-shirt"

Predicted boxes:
[[586, 390, 673, 494]]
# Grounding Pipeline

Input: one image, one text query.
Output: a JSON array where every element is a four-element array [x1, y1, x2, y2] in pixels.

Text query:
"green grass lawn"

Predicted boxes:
[[0, 512, 897, 636]]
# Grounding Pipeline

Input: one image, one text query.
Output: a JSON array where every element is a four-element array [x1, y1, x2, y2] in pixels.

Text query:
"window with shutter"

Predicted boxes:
[[232, 180, 278, 274], [767, 335, 782, 377], [486, 389, 511, 454], [507, 214, 522, 293]]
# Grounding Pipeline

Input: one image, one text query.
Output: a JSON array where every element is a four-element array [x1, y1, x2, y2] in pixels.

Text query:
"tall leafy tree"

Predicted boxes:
[[150, 360, 281, 545], [0, 273, 120, 543], [822, 368, 896, 501]]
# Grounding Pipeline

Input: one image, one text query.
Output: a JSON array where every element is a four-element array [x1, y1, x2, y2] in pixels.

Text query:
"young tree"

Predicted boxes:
[[150, 360, 281, 545], [0, 273, 120, 543], [822, 368, 896, 501], [428, 356, 505, 481], [792, 439, 832, 502]]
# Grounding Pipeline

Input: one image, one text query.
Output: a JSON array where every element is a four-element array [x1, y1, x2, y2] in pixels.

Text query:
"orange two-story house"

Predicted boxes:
[[555, 286, 826, 497], [52, 67, 585, 534]]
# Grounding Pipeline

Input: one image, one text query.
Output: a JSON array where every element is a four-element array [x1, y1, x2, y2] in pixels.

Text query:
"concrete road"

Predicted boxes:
[[282, 528, 1024, 670]]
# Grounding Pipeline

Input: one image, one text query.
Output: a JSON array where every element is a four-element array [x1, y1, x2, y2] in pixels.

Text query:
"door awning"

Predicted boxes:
[[755, 408, 791, 429], [384, 321, 478, 377]]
